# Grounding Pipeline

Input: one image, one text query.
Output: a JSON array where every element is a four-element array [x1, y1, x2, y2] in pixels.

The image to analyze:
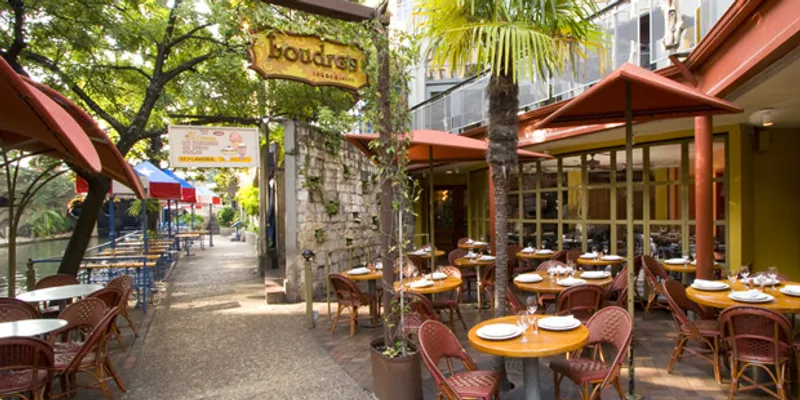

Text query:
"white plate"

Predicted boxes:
[[425, 272, 448, 280], [579, 254, 597, 259], [478, 255, 496, 261], [374, 263, 383, 270], [408, 280, 434, 288], [520, 248, 535, 253], [535, 250, 554, 255], [538, 317, 581, 331], [690, 282, 729, 291], [779, 288, 800, 297], [473, 241, 488, 246], [601, 255, 623, 261], [514, 274, 543, 283], [665, 258, 689, 265], [728, 292, 774, 303], [557, 278, 587, 287], [581, 271, 609, 280], [347, 268, 370, 275], [463, 253, 477, 259], [476, 324, 522, 340]]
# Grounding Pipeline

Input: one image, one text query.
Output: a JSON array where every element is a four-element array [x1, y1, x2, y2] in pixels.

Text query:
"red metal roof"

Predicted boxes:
[[535, 63, 743, 129], [0, 58, 102, 172], [345, 129, 551, 163]]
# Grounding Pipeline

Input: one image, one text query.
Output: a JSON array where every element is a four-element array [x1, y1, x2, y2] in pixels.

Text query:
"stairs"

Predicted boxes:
[[264, 268, 286, 303]]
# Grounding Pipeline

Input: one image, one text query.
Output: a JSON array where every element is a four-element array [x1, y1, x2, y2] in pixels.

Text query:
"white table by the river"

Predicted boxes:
[[17, 284, 105, 311], [0, 319, 68, 338]]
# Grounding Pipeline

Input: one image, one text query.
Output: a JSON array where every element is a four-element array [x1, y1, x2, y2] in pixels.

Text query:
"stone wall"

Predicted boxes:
[[283, 122, 381, 302]]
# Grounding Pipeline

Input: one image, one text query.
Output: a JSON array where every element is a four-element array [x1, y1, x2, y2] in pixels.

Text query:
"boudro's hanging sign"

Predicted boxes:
[[249, 29, 368, 91]]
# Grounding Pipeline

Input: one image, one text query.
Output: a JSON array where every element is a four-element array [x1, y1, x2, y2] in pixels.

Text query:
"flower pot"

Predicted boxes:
[[369, 338, 423, 400]]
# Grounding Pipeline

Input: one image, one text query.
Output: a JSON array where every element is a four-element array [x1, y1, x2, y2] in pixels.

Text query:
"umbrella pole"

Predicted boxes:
[[624, 80, 637, 399], [168, 200, 172, 238], [142, 198, 149, 253], [429, 147, 435, 269], [209, 204, 214, 247], [109, 196, 115, 249], [191, 206, 195, 230]]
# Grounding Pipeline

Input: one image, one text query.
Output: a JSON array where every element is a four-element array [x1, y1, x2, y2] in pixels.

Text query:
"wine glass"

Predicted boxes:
[[517, 313, 529, 343], [566, 265, 575, 278], [528, 312, 539, 335], [605, 265, 613, 277], [603, 245, 609, 256], [740, 265, 750, 287], [767, 266, 778, 290], [727, 268, 738, 290], [758, 273, 767, 292], [526, 296, 538, 315]]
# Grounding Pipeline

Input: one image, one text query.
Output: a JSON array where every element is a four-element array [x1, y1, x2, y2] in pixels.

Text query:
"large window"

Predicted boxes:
[[509, 136, 728, 261]]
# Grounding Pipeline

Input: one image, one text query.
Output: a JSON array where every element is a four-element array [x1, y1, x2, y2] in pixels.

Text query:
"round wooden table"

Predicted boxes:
[[686, 281, 800, 314], [514, 274, 613, 294], [576, 256, 625, 269], [0, 319, 68, 338], [394, 276, 462, 295], [469, 315, 589, 400], [454, 257, 496, 308], [458, 242, 489, 250], [345, 270, 383, 327], [516, 252, 553, 260]]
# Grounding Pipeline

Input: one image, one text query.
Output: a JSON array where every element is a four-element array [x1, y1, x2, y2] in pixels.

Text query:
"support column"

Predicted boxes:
[[488, 166, 496, 255], [694, 116, 714, 279]]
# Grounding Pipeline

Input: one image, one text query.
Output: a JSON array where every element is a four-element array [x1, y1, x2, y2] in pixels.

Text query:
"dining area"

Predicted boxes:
[[0, 273, 137, 399]]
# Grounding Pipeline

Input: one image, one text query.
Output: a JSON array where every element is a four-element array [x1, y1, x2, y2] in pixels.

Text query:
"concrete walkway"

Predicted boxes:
[[119, 239, 372, 399]]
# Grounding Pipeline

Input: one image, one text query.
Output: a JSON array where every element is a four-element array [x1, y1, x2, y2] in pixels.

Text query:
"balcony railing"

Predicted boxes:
[[411, 0, 734, 134]]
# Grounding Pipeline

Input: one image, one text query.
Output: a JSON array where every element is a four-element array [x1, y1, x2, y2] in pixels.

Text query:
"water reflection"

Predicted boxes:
[[0, 237, 99, 295]]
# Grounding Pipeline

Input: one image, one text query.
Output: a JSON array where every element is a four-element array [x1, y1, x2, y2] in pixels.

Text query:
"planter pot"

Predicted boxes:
[[370, 338, 423, 400]]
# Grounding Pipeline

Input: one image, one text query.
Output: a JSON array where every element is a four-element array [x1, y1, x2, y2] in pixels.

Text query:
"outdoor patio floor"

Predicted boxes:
[[312, 291, 777, 399]]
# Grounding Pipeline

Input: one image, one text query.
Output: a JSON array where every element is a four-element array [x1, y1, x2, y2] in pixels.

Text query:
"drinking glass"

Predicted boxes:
[[767, 266, 778, 290], [605, 265, 613, 277], [740, 266, 750, 287], [566, 265, 575, 278], [528, 313, 539, 335], [727, 269, 738, 289], [517, 314, 529, 343], [758, 273, 766, 292]]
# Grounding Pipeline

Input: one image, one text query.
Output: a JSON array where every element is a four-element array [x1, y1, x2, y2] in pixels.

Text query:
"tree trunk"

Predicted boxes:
[[374, 24, 395, 346], [486, 71, 519, 381], [57, 172, 109, 276]]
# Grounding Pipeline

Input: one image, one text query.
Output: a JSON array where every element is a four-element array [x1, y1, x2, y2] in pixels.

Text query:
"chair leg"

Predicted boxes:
[[553, 372, 561, 400], [612, 378, 625, 399], [581, 383, 590, 400], [712, 336, 721, 385], [112, 322, 126, 351], [106, 357, 127, 392], [455, 306, 467, 330], [331, 304, 342, 334], [667, 334, 687, 373], [448, 309, 455, 331], [350, 306, 358, 337]]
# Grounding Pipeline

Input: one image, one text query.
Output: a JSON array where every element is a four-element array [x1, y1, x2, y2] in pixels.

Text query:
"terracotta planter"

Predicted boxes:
[[370, 338, 423, 400]]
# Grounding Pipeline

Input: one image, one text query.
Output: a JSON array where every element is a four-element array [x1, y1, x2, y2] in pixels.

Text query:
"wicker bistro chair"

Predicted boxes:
[[506, 288, 525, 315], [0, 337, 54, 400], [550, 306, 632, 400], [89, 287, 127, 350], [550, 250, 567, 263], [0, 299, 41, 322], [565, 249, 582, 265], [48, 298, 125, 399], [479, 264, 496, 310], [506, 245, 522, 280], [402, 292, 440, 341], [556, 284, 604, 325], [329, 274, 377, 337], [34, 274, 80, 316], [418, 320, 500, 400], [719, 306, 793, 400], [662, 279, 723, 384], [448, 248, 475, 299], [106, 275, 138, 338], [433, 266, 467, 331], [642, 255, 671, 316]]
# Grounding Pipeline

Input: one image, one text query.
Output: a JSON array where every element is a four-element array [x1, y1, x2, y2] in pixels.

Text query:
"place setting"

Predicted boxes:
[[514, 273, 543, 283]]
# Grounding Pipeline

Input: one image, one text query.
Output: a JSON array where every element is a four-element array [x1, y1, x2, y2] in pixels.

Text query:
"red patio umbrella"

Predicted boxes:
[[0, 58, 101, 172], [24, 78, 145, 198], [345, 130, 551, 259], [534, 63, 742, 397]]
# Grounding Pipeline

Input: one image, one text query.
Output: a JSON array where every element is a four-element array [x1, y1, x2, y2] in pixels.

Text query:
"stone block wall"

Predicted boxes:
[[283, 122, 381, 302]]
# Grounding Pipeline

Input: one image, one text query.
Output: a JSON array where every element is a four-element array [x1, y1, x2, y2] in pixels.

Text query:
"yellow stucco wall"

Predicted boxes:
[[750, 129, 800, 278]]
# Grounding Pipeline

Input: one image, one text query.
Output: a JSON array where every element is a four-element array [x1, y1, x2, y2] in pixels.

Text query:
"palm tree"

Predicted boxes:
[[417, 0, 604, 381]]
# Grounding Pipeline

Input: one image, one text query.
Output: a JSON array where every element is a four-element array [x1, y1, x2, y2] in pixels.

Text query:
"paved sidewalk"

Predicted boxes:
[[118, 239, 372, 399]]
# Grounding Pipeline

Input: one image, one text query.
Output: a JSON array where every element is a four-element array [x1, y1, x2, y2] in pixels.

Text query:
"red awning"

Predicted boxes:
[[535, 63, 743, 129], [24, 78, 145, 198], [0, 58, 102, 172], [344, 129, 551, 163]]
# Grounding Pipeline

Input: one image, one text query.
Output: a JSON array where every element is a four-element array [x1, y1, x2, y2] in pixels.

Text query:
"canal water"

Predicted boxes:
[[0, 237, 99, 295]]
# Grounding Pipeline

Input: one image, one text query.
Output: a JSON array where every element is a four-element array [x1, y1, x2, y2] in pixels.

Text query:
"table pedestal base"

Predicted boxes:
[[522, 358, 541, 400]]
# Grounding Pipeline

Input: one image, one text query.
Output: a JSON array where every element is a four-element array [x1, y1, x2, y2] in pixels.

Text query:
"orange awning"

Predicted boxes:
[[0, 58, 102, 172], [24, 78, 146, 199], [345, 129, 551, 163], [535, 63, 742, 129]]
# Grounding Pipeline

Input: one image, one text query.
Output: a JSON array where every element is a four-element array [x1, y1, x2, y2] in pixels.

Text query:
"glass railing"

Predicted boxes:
[[411, 0, 734, 134]]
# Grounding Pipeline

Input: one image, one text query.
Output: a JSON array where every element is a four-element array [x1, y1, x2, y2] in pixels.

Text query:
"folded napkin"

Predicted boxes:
[[521, 247, 535, 253], [543, 315, 578, 327], [463, 252, 477, 259], [582, 271, 607, 279], [535, 249, 553, 254], [425, 272, 447, 280], [580, 252, 598, 258], [734, 289, 766, 299], [514, 273, 542, 283], [601, 255, 622, 261], [409, 279, 433, 287], [665, 258, 689, 265], [478, 255, 496, 261], [347, 267, 370, 274], [558, 277, 585, 286], [465, 239, 474, 244], [693, 279, 727, 289], [784, 285, 800, 293], [473, 241, 488, 246]]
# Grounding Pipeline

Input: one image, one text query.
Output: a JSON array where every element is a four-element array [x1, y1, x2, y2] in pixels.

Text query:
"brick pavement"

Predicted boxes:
[[312, 289, 775, 400]]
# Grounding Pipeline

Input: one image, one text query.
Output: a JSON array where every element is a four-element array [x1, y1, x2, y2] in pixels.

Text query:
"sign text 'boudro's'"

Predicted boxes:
[[248, 29, 368, 92]]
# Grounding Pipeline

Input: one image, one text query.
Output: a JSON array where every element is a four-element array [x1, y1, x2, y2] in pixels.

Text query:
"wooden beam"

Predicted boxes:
[[260, 0, 376, 22]]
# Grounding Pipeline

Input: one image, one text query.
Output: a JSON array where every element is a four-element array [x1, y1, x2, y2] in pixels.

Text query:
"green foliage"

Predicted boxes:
[[127, 199, 161, 217], [26, 208, 70, 237], [178, 212, 205, 226], [236, 184, 259, 217], [324, 200, 340, 217], [417, 0, 605, 82], [314, 228, 326, 243], [212, 169, 242, 203], [217, 206, 236, 227]]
